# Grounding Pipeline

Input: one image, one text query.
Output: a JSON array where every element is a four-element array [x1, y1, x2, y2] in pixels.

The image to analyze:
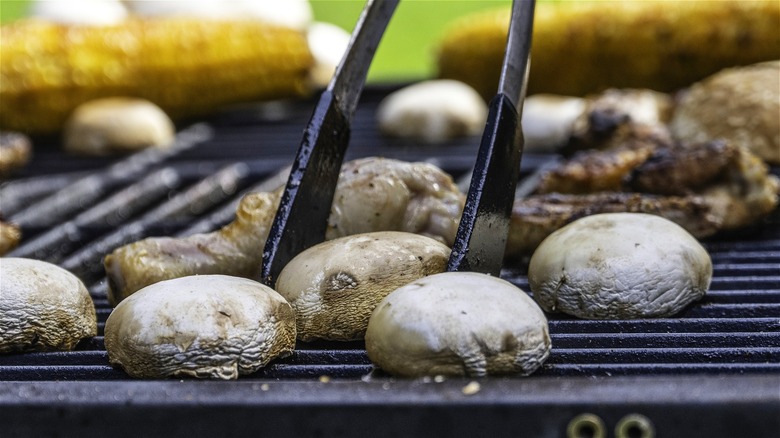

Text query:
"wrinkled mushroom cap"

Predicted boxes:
[[365, 272, 551, 378], [0, 257, 97, 353], [104, 275, 296, 379], [275, 231, 450, 342], [528, 212, 712, 319]]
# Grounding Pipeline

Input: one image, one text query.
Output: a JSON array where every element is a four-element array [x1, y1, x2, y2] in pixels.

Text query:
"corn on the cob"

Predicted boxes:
[[0, 17, 314, 134], [436, 0, 780, 99]]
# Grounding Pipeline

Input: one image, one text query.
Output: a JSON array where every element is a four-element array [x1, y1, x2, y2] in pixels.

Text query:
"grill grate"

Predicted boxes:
[[1, 86, 778, 437]]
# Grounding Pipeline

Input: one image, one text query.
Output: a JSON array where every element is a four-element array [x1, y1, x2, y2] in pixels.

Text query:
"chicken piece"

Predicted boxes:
[[506, 192, 718, 258], [566, 88, 674, 153], [105, 157, 465, 304], [0, 220, 21, 256], [697, 145, 780, 231], [509, 140, 779, 257], [535, 144, 657, 194], [327, 157, 465, 246], [627, 140, 738, 195], [105, 191, 279, 305]]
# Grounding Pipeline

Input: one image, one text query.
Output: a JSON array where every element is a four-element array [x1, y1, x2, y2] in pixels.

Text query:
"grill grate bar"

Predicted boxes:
[[1, 86, 778, 387], [7, 124, 212, 228], [59, 163, 251, 281]]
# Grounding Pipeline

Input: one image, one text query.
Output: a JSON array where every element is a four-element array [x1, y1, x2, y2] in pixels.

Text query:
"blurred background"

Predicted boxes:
[[0, 0, 512, 82]]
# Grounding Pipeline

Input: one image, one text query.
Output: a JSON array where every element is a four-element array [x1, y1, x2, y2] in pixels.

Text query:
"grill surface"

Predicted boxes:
[[1, 86, 779, 437]]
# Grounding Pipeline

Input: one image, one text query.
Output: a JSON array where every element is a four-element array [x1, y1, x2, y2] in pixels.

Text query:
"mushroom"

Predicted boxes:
[[376, 80, 488, 144], [528, 212, 712, 319], [64, 97, 175, 156], [670, 61, 780, 165], [0, 258, 97, 353], [104, 275, 296, 379], [365, 272, 551, 378], [275, 231, 450, 342]]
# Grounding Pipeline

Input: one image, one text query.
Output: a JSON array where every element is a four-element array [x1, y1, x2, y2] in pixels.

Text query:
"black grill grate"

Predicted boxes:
[[1, 86, 778, 437]]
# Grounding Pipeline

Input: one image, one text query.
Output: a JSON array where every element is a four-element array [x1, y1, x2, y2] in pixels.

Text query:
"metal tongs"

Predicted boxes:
[[262, 0, 535, 286]]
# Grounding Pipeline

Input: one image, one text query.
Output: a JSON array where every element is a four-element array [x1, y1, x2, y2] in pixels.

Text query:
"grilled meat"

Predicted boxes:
[[506, 192, 718, 258], [510, 138, 779, 257]]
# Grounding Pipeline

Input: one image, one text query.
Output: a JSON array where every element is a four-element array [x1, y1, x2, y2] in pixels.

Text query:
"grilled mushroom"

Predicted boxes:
[[376, 80, 487, 143], [275, 231, 450, 342], [0, 258, 97, 353], [528, 212, 712, 319], [365, 272, 551, 378], [104, 275, 296, 379], [64, 97, 175, 156]]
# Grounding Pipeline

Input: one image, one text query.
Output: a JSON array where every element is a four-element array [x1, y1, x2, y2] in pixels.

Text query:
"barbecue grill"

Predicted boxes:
[[1, 85, 779, 438]]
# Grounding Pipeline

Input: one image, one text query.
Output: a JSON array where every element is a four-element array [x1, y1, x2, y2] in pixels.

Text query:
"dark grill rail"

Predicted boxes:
[[1, 87, 779, 437]]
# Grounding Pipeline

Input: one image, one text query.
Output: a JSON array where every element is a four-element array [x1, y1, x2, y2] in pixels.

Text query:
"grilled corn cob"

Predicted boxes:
[[437, 0, 780, 98], [0, 17, 314, 134]]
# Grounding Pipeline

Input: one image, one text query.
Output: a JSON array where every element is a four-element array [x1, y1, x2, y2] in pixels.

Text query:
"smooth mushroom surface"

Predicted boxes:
[[0, 258, 97, 354], [104, 274, 296, 379], [376, 79, 487, 144], [528, 212, 712, 319], [275, 231, 450, 342], [365, 272, 551, 378], [64, 97, 175, 156]]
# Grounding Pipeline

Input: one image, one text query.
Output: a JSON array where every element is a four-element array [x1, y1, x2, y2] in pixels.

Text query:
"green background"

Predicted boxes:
[[0, 0, 512, 81]]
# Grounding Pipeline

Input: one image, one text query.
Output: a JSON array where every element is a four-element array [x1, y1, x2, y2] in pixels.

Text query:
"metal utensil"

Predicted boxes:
[[447, 0, 536, 275], [261, 0, 400, 286]]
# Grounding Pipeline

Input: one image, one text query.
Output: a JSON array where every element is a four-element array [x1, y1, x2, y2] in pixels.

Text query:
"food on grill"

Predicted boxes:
[[670, 61, 780, 165], [506, 140, 779, 258], [104, 275, 296, 379], [506, 192, 716, 259], [436, 0, 780, 99], [105, 191, 280, 305], [326, 158, 464, 245], [275, 231, 449, 342], [376, 80, 487, 144], [0, 17, 313, 134], [0, 258, 97, 354], [105, 157, 465, 303], [0, 220, 22, 256], [566, 88, 674, 153], [0, 131, 32, 177], [528, 213, 712, 319], [63, 97, 175, 156], [365, 272, 550, 377], [29, 0, 128, 25]]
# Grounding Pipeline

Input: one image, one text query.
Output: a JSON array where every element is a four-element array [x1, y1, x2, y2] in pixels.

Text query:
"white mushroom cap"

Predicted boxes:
[[275, 231, 450, 342], [528, 213, 712, 319], [104, 275, 296, 379], [0, 258, 97, 353], [64, 97, 175, 156], [365, 272, 551, 378], [376, 80, 488, 144]]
